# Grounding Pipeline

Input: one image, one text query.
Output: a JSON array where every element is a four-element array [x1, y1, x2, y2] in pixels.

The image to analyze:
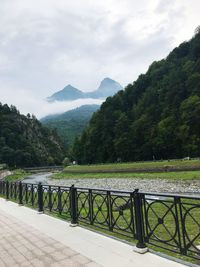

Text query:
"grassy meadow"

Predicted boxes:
[[51, 170, 200, 180], [4, 169, 30, 182], [51, 159, 200, 180], [64, 159, 200, 171]]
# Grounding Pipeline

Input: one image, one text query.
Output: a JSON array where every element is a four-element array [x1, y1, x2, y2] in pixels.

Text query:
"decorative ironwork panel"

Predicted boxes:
[[9, 182, 19, 201], [77, 190, 90, 221], [76, 188, 135, 238], [92, 191, 109, 227], [43, 185, 70, 217], [110, 192, 135, 237], [180, 197, 200, 260], [60, 187, 70, 215], [143, 194, 181, 253]]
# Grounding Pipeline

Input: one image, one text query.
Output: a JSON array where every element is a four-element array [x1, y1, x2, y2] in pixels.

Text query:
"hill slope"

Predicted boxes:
[[41, 105, 100, 148], [0, 103, 65, 167], [47, 78, 123, 102], [73, 29, 200, 164]]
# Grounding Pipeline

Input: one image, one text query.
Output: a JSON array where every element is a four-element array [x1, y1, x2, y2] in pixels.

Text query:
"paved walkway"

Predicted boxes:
[[0, 198, 188, 267], [0, 208, 99, 266]]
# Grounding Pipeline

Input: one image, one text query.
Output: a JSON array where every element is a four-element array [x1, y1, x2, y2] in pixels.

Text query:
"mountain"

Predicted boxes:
[[72, 29, 200, 164], [47, 84, 84, 102], [41, 105, 100, 148], [0, 103, 65, 167], [47, 78, 123, 102], [86, 78, 123, 99]]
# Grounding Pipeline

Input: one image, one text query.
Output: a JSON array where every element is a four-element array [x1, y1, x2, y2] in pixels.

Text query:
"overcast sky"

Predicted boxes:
[[0, 0, 199, 118]]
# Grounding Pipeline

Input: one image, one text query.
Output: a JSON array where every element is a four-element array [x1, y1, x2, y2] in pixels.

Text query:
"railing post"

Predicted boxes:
[[0, 181, 2, 194], [48, 185, 52, 212], [19, 181, 23, 205], [58, 186, 62, 214], [133, 189, 148, 253], [107, 191, 113, 231], [31, 184, 34, 206], [6, 181, 9, 200], [89, 189, 93, 225], [2, 181, 5, 195], [25, 184, 28, 204], [70, 185, 78, 226], [10, 183, 13, 199], [38, 182, 44, 213], [14, 182, 17, 200]]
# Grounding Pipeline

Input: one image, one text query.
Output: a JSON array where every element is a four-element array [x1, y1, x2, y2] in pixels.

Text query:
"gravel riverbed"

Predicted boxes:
[[49, 177, 200, 194], [21, 173, 200, 194]]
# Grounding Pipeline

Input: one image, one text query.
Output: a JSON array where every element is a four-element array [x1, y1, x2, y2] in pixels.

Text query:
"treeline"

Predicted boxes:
[[72, 28, 200, 164], [41, 104, 100, 149], [0, 103, 65, 167]]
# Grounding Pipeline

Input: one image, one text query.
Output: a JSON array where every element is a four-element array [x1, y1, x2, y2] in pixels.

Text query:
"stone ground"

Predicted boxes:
[[49, 178, 200, 194], [0, 210, 100, 267], [21, 172, 200, 194]]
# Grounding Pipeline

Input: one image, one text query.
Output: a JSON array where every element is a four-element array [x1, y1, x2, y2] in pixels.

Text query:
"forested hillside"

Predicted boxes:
[[41, 105, 99, 149], [73, 29, 200, 164], [0, 103, 65, 167]]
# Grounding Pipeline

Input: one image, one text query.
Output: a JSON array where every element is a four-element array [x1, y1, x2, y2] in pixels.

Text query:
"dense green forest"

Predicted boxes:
[[41, 105, 100, 149], [0, 103, 65, 167], [73, 29, 200, 164]]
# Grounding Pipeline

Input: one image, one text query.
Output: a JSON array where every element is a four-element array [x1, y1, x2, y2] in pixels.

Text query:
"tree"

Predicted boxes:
[[72, 29, 200, 163], [62, 157, 70, 167]]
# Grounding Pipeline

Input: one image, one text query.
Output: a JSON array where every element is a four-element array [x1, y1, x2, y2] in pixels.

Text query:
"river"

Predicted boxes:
[[22, 172, 52, 184]]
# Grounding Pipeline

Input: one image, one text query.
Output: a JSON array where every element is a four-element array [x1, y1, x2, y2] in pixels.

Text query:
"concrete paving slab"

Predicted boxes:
[[0, 198, 187, 267]]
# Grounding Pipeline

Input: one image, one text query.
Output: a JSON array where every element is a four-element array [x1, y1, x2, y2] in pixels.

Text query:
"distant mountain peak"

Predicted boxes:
[[47, 84, 84, 102], [102, 77, 116, 82], [47, 78, 123, 102], [64, 84, 76, 89], [92, 77, 123, 98]]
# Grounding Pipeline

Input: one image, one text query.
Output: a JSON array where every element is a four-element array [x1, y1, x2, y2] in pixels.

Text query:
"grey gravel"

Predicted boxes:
[[22, 173, 200, 194], [49, 177, 200, 194]]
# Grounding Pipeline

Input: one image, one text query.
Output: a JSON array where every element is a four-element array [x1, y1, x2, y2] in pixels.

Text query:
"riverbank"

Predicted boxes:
[[0, 170, 12, 180], [1, 169, 30, 182], [8, 169, 200, 194], [51, 169, 200, 180], [49, 177, 200, 194], [62, 159, 200, 174]]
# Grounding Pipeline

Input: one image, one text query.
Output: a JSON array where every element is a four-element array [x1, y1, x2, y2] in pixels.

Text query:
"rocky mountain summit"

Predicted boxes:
[[47, 78, 123, 102]]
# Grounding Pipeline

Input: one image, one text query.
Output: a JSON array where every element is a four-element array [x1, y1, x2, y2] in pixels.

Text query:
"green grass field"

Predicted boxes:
[[50, 159, 200, 180], [4, 169, 30, 182], [64, 159, 200, 172], [51, 170, 200, 180]]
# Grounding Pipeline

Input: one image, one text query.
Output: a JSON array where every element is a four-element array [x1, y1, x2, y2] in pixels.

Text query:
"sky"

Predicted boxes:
[[0, 0, 199, 118]]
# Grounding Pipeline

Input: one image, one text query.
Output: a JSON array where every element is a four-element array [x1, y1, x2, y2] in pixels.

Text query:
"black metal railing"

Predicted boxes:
[[0, 180, 199, 261]]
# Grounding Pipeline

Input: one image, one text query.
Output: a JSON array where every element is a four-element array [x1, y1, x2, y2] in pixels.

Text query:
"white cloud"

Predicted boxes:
[[0, 0, 199, 117], [0, 86, 103, 119]]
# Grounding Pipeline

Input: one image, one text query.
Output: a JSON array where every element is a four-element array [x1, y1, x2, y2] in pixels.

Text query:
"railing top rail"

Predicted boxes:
[[42, 183, 71, 189], [75, 186, 134, 194], [140, 191, 200, 200]]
